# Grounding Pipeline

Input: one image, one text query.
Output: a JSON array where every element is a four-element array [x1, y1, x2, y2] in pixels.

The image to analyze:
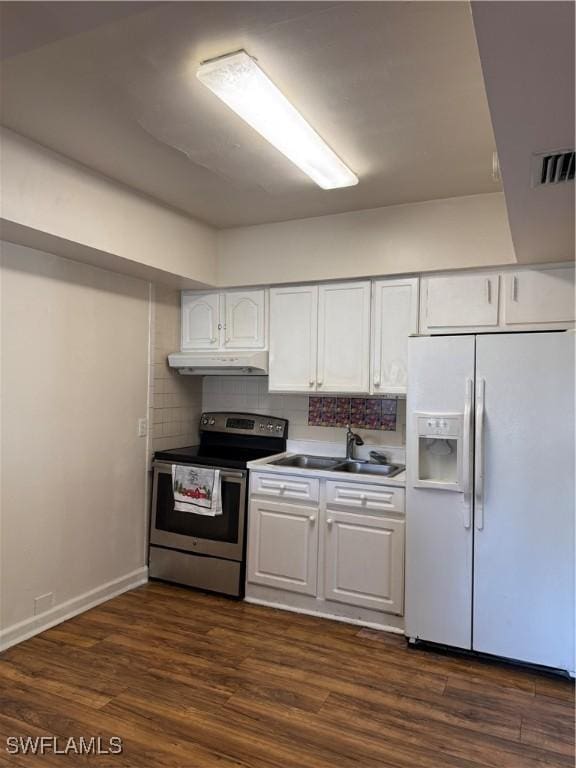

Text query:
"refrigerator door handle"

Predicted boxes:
[[462, 377, 473, 528], [475, 377, 486, 530]]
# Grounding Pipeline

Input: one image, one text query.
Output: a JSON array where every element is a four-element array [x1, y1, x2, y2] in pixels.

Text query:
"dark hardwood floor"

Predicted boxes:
[[0, 582, 573, 767]]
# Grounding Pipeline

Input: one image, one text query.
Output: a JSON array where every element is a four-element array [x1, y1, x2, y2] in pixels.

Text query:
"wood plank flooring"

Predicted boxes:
[[0, 582, 573, 767]]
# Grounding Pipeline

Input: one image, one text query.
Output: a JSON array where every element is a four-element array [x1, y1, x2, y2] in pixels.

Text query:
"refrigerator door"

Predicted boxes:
[[473, 332, 575, 672], [406, 335, 475, 648]]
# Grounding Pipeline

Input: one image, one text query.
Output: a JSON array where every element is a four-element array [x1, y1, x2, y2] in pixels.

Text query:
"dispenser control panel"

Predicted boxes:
[[411, 411, 465, 492], [417, 415, 462, 438]]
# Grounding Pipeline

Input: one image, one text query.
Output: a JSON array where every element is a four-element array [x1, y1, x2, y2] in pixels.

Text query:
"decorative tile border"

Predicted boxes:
[[308, 396, 397, 431]]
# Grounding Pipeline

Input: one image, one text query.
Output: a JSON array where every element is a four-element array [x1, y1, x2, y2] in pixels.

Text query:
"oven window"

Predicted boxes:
[[155, 472, 241, 543]]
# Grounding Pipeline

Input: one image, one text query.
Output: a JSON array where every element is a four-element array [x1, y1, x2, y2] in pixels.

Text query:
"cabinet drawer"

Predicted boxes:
[[251, 472, 320, 503], [326, 481, 404, 513]]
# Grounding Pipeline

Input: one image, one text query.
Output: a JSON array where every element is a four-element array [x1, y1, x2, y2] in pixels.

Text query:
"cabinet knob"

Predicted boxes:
[[360, 494, 367, 502], [308, 515, 315, 522], [309, 380, 315, 387], [279, 484, 286, 492], [327, 518, 334, 526], [210, 337, 217, 343], [374, 378, 381, 387], [317, 379, 323, 386]]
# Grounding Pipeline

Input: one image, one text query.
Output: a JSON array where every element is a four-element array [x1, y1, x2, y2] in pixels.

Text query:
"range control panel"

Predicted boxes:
[[200, 412, 288, 438]]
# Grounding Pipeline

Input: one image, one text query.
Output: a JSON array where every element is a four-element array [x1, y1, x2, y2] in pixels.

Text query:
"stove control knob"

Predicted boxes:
[[266, 423, 274, 431], [209, 418, 216, 426], [258, 423, 265, 430], [201, 417, 208, 426], [275, 425, 283, 433]]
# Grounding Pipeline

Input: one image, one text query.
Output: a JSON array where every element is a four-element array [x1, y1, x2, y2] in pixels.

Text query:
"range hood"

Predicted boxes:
[[168, 351, 268, 376]]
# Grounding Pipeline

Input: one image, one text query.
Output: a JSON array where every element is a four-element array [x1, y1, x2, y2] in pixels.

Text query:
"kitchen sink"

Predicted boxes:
[[331, 461, 405, 477], [270, 454, 342, 470], [270, 454, 405, 477]]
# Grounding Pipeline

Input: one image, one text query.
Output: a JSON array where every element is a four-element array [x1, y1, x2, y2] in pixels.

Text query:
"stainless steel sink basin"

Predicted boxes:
[[331, 461, 405, 477], [270, 454, 342, 470]]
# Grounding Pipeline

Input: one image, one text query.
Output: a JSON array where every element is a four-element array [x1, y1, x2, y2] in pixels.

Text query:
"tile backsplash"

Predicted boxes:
[[202, 377, 406, 448], [150, 285, 202, 452], [308, 396, 397, 431]]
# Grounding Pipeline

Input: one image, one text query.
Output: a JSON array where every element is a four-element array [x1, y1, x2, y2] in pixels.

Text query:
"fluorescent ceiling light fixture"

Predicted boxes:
[[197, 51, 358, 190]]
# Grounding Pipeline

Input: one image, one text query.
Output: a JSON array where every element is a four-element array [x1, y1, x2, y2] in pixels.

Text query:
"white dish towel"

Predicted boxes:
[[172, 465, 223, 516]]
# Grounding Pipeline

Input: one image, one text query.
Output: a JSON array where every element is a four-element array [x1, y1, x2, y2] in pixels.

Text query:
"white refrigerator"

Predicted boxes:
[[405, 331, 575, 674]]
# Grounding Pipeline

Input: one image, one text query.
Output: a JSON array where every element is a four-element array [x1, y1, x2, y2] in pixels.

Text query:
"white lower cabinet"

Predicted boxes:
[[247, 499, 318, 595], [247, 471, 406, 624], [325, 511, 404, 614]]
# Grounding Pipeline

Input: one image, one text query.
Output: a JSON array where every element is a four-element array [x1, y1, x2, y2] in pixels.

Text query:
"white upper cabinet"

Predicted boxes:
[[181, 292, 220, 350], [181, 289, 266, 351], [269, 286, 318, 392], [502, 267, 575, 328], [420, 273, 500, 333], [223, 290, 266, 349], [317, 281, 371, 394], [371, 278, 418, 394], [324, 510, 404, 614]]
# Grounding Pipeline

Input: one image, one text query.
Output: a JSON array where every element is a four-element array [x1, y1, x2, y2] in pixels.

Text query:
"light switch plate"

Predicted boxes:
[[138, 418, 148, 437]]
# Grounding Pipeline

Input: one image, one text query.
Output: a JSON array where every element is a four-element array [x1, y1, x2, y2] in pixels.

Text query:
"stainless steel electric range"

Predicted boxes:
[[149, 412, 288, 597]]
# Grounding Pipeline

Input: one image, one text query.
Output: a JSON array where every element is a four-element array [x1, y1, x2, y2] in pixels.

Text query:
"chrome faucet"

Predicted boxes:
[[345, 424, 364, 460]]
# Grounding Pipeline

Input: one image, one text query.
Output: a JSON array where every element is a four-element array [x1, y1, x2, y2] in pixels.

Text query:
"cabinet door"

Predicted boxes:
[[503, 267, 575, 328], [420, 274, 499, 333], [372, 278, 418, 394], [223, 290, 266, 349], [269, 286, 318, 392], [247, 499, 318, 595], [325, 511, 404, 614], [181, 292, 221, 350], [317, 281, 371, 393]]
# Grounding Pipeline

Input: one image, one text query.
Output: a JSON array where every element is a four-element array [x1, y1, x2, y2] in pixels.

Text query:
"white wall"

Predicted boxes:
[[0, 128, 217, 287], [0, 241, 151, 646], [216, 192, 516, 287]]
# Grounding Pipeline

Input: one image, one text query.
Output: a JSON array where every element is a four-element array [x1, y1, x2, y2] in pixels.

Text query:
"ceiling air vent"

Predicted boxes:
[[532, 149, 575, 186]]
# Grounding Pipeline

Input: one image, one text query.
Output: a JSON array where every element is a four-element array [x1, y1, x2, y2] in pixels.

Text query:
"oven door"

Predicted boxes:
[[150, 462, 246, 561]]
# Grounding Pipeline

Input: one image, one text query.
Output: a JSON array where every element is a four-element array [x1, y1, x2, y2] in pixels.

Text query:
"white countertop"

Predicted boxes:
[[248, 451, 406, 487]]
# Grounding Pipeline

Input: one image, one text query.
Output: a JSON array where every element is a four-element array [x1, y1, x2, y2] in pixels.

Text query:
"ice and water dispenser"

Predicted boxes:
[[411, 413, 465, 491]]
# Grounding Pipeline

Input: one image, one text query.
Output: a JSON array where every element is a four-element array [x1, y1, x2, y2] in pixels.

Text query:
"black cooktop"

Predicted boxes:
[[154, 411, 288, 470], [154, 444, 279, 470]]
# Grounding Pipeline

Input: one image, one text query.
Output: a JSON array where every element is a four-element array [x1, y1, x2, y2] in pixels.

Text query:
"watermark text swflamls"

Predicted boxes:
[[6, 736, 123, 756]]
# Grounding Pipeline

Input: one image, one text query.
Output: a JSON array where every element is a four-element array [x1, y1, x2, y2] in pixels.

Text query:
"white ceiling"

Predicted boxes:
[[0, 1, 500, 228], [472, 1, 574, 264]]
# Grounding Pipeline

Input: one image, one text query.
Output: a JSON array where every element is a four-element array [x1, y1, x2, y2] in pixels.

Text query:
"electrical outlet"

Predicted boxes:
[[34, 592, 54, 616], [138, 417, 148, 437]]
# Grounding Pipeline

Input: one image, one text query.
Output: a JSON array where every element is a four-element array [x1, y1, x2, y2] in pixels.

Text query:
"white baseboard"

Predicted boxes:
[[0, 567, 149, 652], [244, 595, 405, 635]]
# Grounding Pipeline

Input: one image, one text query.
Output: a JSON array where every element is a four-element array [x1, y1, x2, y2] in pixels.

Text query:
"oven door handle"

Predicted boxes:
[[153, 461, 246, 481]]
